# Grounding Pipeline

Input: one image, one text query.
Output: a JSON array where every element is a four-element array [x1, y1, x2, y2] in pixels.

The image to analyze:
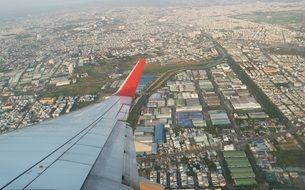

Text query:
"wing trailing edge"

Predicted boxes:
[[115, 58, 146, 97]]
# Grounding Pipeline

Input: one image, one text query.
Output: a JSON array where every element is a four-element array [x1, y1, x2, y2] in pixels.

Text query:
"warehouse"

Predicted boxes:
[[185, 98, 200, 106], [176, 99, 186, 107], [176, 111, 206, 128], [176, 105, 202, 112], [230, 96, 261, 111], [223, 151, 256, 187], [203, 92, 221, 107], [142, 119, 168, 126], [155, 107, 172, 119], [134, 126, 154, 136], [177, 118, 193, 128], [222, 90, 238, 99], [199, 80, 214, 90], [248, 112, 269, 119], [148, 92, 166, 107], [154, 124, 165, 144], [209, 110, 231, 126], [135, 135, 154, 145], [167, 98, 175, 106]]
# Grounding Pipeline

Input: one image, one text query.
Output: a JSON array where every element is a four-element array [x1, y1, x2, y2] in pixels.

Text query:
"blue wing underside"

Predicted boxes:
[[0, 95, 139, 190], [0, 59, 146, 190]]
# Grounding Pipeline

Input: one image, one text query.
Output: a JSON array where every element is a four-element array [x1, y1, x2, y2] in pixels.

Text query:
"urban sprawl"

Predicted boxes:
[[1, 1, 305, 189]]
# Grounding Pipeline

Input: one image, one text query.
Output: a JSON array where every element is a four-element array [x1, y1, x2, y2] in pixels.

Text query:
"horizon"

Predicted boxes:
[[0, 0, 288, 20]]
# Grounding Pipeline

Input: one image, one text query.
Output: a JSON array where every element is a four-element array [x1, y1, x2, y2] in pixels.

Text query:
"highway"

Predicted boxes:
[[128, 33, 227, 126], [131, 34, 304, 163]]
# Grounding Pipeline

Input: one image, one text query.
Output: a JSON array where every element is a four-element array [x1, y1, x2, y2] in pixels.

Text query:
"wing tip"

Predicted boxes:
[[115, 58, 146, 97]]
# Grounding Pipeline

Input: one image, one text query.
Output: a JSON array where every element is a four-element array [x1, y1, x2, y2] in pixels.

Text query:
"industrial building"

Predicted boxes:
[[209, 110, 231, 126], [154, 124, 165, 144], [223, 151, 256, 186]]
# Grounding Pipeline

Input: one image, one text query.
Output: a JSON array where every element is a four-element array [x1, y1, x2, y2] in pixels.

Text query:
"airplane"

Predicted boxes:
[[0, 59, 162, 190]]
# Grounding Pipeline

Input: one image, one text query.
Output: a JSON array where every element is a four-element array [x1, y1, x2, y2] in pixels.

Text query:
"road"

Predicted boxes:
[[128, 33, 227, 127], [133, 33, 304, 164]]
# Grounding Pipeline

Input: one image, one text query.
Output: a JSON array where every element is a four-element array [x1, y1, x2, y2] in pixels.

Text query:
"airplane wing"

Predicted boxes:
[[0, 59, 146, 190]]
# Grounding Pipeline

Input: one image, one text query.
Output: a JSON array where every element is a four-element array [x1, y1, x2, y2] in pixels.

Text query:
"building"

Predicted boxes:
[[154, 124, 165, 144], [223, 151, 256, 187]]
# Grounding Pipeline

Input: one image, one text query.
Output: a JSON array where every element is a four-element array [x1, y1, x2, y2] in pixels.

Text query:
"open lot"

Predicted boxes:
[[232, 11, 304, 25], [273, 150, 305, 167]]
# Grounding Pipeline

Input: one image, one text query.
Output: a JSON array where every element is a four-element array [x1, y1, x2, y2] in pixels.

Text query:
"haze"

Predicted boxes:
[[0, 0, 255, 19]]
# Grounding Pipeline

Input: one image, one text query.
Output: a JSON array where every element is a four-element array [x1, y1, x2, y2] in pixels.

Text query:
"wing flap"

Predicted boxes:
[[26, 160, 92, 190], [1, 97, 120, 189], [0, 59, 146, 189], [81, 121, 136, 190]]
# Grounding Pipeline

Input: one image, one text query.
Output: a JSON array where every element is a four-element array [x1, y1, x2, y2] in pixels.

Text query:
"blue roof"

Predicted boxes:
[[136, 74, 154, 92], [176, 111, 204, 120], [177, 119, 193, 128], [154, 124, 165, 144]]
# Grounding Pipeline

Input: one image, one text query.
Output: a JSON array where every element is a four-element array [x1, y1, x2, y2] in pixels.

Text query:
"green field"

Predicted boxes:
[[45, 63, 114, 97], [143, 60, 202, 74], [232, 11, 304, 25], [44, 56, 209, 97], [273, 150, 305, 167], [45, 78, 109, 97]]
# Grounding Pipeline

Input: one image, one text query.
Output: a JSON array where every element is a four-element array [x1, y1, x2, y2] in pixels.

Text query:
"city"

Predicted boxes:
[[0, 0, 305, 189]]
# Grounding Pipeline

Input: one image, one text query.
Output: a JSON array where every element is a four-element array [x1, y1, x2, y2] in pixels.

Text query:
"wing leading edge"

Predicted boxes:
[[116, 58, 146, 97], [0, 59, 146, 190]]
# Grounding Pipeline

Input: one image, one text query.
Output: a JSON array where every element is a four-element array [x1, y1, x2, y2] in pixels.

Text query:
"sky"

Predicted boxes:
[[0, 0, 96, 10], [0, 0, 100, 18], [0, 0, 180, 19], [0, 0, 284, 19], [0, 0, 168, 11]]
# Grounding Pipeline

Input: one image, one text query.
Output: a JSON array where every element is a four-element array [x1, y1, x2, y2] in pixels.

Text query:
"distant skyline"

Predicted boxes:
[[0, 0, 300, 20], [0, 0, 97, 17], [0, 0, 96, 10], [0, 0, 181, 19]]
